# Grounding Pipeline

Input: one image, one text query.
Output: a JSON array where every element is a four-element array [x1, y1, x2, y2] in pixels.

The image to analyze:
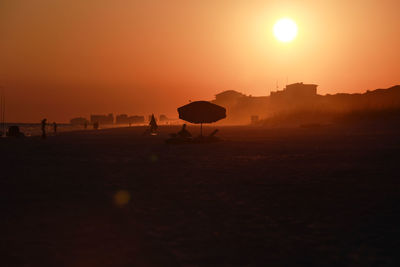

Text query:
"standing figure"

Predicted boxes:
[[53, 122, 57, 135], [41, 118, 47, 139], [177, 124, 191, 138], [84, 121, 88, 129]]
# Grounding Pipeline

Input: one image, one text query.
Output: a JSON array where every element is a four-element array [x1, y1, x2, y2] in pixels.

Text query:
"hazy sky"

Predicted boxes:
[[1, 0, 399, 122]]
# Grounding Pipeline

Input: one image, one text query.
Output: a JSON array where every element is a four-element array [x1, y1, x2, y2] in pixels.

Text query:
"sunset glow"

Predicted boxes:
[[1, 1, 400, 122], [1, 2, 400, 266]]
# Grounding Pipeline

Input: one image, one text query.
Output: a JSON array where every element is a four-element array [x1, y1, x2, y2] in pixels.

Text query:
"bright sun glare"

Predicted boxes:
[[273, 18, 298, 43]]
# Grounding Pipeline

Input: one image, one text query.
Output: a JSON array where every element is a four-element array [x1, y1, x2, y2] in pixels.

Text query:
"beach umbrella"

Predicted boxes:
[[177, 101, 226, 135]]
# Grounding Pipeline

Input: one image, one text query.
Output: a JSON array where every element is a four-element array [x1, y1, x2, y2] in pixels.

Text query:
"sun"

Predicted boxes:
[[273, 18, 298, 42]]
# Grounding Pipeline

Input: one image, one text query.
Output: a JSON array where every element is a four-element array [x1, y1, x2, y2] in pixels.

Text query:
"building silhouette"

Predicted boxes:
[[116, 114, 130, 124], [211, 82, 400, 124], [270, 82, 317, 100], [159, 114, 168, 122], [90, 113, 114, 125], [129, 115, 145, 124], [70, 117, 89, 125], [116, 114, 145, 124]]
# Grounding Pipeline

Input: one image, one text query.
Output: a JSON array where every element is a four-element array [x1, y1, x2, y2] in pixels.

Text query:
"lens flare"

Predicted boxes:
[[114, 190, 131, 206]]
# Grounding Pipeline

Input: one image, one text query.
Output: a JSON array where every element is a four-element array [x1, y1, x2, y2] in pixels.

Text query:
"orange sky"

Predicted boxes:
[[1, 0, 399, 122]]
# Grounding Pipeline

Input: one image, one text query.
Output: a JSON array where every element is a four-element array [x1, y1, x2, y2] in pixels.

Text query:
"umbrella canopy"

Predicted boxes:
[[178, 101, 226, 124]]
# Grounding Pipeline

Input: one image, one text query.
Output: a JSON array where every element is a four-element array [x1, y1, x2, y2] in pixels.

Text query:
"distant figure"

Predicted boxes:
[[41, 118, 47, 139], [6, 126, 24, 138], [93, 121, 99, 130], [84, 122, 88, 129], [53, 122, 57, 135], [177, 124, 191, 138], [149, 114, 158, 133], [207, 129, 220, 142]]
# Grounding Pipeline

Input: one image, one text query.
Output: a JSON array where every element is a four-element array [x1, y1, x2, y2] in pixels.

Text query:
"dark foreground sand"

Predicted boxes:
[[1, 125, 399, 266]]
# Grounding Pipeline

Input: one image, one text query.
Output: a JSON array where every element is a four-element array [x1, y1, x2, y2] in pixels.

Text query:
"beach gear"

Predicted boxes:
[[177, 101, 226, 136]]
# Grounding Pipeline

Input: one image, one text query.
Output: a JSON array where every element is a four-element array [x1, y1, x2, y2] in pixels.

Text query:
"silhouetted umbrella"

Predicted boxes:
[[178, 101, 226, 135]]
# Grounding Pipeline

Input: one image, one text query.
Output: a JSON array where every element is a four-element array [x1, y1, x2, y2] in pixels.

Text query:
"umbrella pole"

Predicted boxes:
[[200, 123, 203, 136]]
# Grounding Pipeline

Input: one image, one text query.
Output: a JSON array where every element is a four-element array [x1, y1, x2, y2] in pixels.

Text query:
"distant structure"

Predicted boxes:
[[214, 90, 246, 105], [129, 115, 145, 124], [116, 114, 130, 124], [268, 82, 318, 112], [270, 82, 318, 100], [90, 113, 113, 125], [212, 90, 268, 124], [211, 82, 400, 124], [211, 83, 319, 124], [70, 117, 89, 125], [159, 114, 168, 122], [116, 114, 145, 124], [71, 114, 144, 126]]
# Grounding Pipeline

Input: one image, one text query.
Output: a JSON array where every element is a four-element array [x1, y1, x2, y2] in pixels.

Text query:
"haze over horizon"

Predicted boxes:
[[1, 0, 399, 122]]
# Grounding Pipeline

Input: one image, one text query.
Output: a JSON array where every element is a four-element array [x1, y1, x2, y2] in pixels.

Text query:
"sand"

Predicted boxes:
[[1, 124, 399, 266]]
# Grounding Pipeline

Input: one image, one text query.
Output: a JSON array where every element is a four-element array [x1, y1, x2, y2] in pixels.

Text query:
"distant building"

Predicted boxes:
[[270, 82, 318, 100], [70, 117, 89, 125], [210, 82, 400, 125], [210, 83, 320, 124], [129, 115, 145, 124], [116, 114, 145, 124], [159, 114, 168, 122], [90, 113, 114, 125], [212, 90, 269, 124], [215, 90, 246, 102], [116, 114, 129, 124]]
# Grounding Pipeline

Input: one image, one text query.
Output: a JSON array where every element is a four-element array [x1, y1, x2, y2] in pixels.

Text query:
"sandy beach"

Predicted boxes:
[[1, 124, 399, 266]]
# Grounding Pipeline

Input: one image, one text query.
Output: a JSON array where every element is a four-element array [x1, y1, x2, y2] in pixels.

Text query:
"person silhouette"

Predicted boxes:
[[53, 122, 57, 135], [178, 124, 191, 138], [41, 118, 47, 139]]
